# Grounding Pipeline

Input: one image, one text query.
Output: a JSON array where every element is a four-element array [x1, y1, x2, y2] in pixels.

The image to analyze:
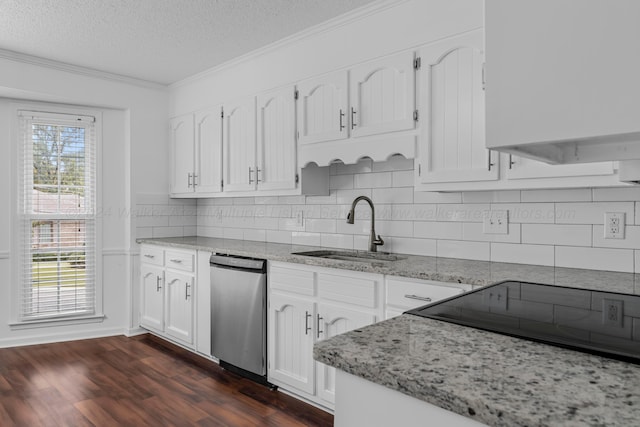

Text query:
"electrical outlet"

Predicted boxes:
[[604, 212, 625, 239], [295, 210, 304, 227], [484, 286, 508, 310], [483, 210, 508, 234], [602, 298, 623, 328]]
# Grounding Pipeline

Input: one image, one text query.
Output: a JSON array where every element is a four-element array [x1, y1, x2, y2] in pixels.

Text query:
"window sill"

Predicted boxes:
[[9, 314, 105, 330]]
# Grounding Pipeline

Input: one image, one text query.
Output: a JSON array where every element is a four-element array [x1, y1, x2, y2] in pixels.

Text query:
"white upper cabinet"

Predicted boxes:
[[257, 86, 298, 191], [223, 97, 257, 192], [170, 114, 195, 195], [485, 0, 640, 164], [349, 51, 416, 138], [297, 71, 349, 145], [194, 108, 223, 194], [417, 30, 496, 186]]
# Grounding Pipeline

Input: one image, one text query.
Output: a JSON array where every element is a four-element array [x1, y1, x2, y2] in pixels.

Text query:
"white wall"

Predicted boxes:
[[0, 56, 169, 346]]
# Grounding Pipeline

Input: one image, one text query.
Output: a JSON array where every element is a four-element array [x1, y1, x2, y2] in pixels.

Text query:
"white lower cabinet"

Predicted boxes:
[[140, 245, 196, 348], [385, 276, 472, 319], [268, 262, 383, 410]]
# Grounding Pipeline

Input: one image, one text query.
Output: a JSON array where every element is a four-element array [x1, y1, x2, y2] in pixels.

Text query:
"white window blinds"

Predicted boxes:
[[18, 111, 97, 321]]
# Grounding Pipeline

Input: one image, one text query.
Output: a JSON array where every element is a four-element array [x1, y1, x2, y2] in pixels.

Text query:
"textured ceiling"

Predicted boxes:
[[0, 0, 378, 85]]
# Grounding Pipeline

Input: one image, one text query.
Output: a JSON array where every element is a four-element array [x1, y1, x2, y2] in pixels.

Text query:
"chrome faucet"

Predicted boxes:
[[346, 196, 384, 252]]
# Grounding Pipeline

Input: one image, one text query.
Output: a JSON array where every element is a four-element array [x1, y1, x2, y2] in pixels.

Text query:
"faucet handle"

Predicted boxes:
[[374, 235, 384, 247]]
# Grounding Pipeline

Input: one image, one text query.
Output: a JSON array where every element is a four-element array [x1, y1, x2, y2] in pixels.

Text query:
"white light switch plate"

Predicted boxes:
[[483, 210, 508, 234]]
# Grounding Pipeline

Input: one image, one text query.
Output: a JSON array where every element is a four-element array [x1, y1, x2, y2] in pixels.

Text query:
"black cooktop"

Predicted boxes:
[[406, 280, 640, 365]]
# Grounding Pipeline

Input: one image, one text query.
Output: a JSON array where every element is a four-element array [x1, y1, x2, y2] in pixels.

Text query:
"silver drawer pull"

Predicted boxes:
[[144, 254, 155, 259], [169, 259, 183, 263], [404, 294, 432, 302]]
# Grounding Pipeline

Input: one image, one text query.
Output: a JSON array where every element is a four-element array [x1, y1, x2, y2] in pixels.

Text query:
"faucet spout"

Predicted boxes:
[[346, 196, 384, 252]]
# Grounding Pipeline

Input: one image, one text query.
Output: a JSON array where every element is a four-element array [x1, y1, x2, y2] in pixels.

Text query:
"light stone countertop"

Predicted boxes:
[[137, 236, 640, 293], [314, 315, 640, 427], [138, 236, 640, 426]]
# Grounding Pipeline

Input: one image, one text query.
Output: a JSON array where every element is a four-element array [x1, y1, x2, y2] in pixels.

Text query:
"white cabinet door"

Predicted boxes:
[[257, 86, 297, 191], [170, 114, 195, 195], [418, 30, 498, 184], [195, 107, 223, 194], [315, 303, 376, 406], [349, 51, 416, 138], [505, 154, 615, 180], [297, 70, 349, 145], [164, 270, 194, 345], [140, 264, 164, 331], [223, 97, 256, 192], [268, 292, 315, 395]]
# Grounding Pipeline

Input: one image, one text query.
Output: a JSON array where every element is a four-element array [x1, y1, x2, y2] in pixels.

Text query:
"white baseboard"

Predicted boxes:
[[0, 327, 127, 348], [124, 326, 147, 337]]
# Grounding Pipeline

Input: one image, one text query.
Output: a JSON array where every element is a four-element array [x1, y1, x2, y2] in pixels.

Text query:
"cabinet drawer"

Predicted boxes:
[[269, 264, 315, 296], [165, 250, 195, 272], [317, 272, 378, 309], [140, 245, 164, 266], [386, 277, 470, 310]]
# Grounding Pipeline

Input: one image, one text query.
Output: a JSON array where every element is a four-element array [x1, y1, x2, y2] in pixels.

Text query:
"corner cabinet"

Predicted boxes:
[[268, 262, 383, 410], [140, 245, 196, 348]]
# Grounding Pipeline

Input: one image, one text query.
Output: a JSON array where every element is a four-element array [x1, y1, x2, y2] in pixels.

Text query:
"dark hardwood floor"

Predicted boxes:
[[0, 334, 333, 427]]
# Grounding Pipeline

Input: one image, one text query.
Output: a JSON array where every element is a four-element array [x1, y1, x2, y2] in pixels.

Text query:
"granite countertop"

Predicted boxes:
[[137, 236, 640, 293], [314, 314, 640, 427]]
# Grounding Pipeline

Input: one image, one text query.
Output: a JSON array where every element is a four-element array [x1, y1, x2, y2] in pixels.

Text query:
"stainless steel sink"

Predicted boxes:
[[291, 250, 405, 263]]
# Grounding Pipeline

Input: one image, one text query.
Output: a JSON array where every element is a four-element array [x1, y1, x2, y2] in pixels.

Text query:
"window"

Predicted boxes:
[[18, 111, 97, 321]]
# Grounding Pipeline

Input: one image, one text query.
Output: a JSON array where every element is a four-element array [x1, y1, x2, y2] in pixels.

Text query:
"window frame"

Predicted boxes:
[[11, 103, 103, 327]]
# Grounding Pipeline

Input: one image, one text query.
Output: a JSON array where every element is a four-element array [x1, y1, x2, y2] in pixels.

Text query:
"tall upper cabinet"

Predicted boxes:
[[415, 30, 495, 187], [222, 96, 257, 193]]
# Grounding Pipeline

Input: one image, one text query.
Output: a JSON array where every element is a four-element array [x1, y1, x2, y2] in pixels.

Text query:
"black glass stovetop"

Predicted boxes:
[[406, 280, 640, 365]]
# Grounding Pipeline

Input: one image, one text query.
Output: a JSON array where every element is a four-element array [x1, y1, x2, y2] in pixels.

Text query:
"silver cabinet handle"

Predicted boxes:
[[317, 314, 324, 339], [305, 311, 311, 335], [487, 150, 495, 171], [185, 282, 191, 300], [248, 167, 254, 184], [144, 254, 155, 259], [156, 276, 162, 291], [256, 168, 262, 183], [169, 259, 183, 264], [404, 294, 432, 302], [508, 154, 515, 169], [339, 109, 345, 131], [351, 107, 357, 130], [193, 173, 198, 187], [188, 173, 193, 188]]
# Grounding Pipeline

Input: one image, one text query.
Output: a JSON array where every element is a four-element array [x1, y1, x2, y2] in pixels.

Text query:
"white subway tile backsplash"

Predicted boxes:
[[372, 187, 414, 204], [277, 195, 306, 205], [414, 191, 462, 204], [233, 197, 255, 205], [320, 233, 354, 250], [555, 202, 634, 225], [436, 204, 489, 222], [414, 221, 463, 240], [521, 188, 592, 203], [153, 226, 187, 238], [437, 240, 490, 261], [336, 189, 372, 204], [375, 220, 414, 238], [496, 203, 555, 224], [521, 224, 592, 246], [305, 192, 337, 205], [292, 232, 321, 246], [334, 159, 373, 175], [385, 237, 436, 257], [305, 219, 337, 233], [592, 225, 640, 249], [243, 229, 266, 242], [169, 215, 197, 227], [183, 226, 197, 236], [555, 246, 634, 273], [392, 204, 437, 221], [462, 191, 521, 204], [490, 243, 555, 266], [592, 187, 640, 201], [266, 230, 292, 244], [391, 170, 414, 187], [462, 222, 521, 243], [355, 171, 392, 189]]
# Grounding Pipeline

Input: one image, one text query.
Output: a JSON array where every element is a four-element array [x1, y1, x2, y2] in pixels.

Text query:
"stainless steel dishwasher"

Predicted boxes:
[[209, 253, 271, 386]]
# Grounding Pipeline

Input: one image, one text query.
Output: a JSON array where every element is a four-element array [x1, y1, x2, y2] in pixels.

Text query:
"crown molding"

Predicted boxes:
[[170, 0, 410, 89], [0, 49, 167, 91]]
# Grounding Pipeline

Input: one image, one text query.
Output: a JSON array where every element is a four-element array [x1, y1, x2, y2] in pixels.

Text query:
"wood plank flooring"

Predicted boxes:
[[0, 334, 333, 427]]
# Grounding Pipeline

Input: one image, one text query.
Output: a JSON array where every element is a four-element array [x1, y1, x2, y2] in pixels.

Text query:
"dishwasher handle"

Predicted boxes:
[[210, 254, 266, 272]]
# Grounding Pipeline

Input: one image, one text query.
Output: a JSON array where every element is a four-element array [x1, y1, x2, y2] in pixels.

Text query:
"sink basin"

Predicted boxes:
[[291, 250, 405, 263]]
